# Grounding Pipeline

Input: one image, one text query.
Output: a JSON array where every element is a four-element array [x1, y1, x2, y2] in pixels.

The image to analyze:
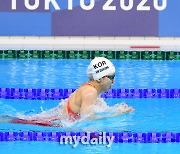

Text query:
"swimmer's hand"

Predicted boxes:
[[86, 103, 134, 121], [113, 103, 135, 116]]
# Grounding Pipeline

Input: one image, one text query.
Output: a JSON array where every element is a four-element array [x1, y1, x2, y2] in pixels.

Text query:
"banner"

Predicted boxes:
[[0, 0, 179, 36]]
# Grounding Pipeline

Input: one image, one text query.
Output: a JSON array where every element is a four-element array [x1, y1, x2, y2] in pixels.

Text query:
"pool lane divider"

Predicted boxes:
[[0, 132, 179, 143], [0, 50, 180, 60], [0, 88, 180, 100]]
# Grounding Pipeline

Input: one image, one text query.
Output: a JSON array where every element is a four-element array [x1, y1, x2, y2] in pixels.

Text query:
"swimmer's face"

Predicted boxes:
[[100, 73, 115, 92]]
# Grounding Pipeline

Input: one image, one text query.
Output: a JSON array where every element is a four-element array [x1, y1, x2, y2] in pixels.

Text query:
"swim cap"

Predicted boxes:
[[86, 57, 115, 80]]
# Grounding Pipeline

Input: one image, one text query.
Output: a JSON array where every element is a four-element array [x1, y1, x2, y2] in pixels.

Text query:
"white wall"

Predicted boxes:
[[0, 36, 180, 51]]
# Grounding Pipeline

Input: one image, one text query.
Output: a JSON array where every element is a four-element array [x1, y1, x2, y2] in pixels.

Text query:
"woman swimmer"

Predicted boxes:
[[2, 57, 134, 127]]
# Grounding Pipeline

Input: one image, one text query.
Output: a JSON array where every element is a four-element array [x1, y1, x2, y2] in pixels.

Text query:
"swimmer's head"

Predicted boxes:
[[86, 57, 115, 81]]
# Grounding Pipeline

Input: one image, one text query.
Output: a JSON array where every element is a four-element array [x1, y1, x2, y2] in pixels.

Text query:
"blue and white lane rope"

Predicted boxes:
[[0, 132, 180, 143], [0, 88, 180, 99]]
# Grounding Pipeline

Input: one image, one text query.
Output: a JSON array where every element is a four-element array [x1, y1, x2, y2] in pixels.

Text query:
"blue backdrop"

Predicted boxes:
[[0, 0, 179, 36]]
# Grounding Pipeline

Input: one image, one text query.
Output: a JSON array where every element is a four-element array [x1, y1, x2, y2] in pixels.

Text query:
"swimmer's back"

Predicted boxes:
[[66, 83, 97, 114]]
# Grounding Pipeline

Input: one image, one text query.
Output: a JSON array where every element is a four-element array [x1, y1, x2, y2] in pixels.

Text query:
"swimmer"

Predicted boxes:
[[1, 57, 134, 127]]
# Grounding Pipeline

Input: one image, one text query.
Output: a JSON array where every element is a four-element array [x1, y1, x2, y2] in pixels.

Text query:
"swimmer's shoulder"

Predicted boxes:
[[80, 84, 97, 96], [72, 85, 97, 107]]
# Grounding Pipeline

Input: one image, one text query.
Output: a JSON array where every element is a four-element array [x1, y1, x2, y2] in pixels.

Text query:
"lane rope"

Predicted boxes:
[[0, 131, 179, 143], [0, 88, 180, 99]]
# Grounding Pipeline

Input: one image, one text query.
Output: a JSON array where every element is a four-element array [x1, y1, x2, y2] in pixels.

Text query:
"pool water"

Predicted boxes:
[[0, 59, 179, 89], [0, 59, 180, 154]]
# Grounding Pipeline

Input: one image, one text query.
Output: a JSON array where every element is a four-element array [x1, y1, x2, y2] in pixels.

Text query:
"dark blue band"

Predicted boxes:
[[0, 88, 180, 99], [0, 131, 179, 143]]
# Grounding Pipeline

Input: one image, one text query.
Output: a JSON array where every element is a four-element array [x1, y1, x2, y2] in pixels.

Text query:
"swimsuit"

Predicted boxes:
[[67, 100, 80, 120], [66, 82, 95, 120], [10, 82, 95, 126]]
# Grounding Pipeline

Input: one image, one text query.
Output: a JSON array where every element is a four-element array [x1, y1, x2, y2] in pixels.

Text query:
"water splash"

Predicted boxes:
[[0, 98, 133, 130]]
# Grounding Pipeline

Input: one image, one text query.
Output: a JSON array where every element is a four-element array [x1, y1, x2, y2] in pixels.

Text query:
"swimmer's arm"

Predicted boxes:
[[80, 89, 98, 118], [85, 110, 127, 121], [85, 105, 134, 121], [86, 114, 115, 121], [80, 89, 134, 120], [80, 91, 126, 120]]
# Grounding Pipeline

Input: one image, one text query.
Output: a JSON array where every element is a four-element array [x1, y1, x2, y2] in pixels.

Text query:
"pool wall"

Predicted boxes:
[[1, 37, 180, 51]]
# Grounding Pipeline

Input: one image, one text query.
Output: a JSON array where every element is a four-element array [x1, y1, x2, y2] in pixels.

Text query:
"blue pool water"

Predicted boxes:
[[0, 59, 180, 154], [0, 59, 180, 89]]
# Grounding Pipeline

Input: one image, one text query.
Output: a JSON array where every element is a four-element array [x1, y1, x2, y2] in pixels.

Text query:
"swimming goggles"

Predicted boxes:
[[105, 74, 115, 80]]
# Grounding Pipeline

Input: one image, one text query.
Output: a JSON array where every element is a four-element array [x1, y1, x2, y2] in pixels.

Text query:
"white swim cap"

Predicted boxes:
[[86, 57, 115, 80]]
